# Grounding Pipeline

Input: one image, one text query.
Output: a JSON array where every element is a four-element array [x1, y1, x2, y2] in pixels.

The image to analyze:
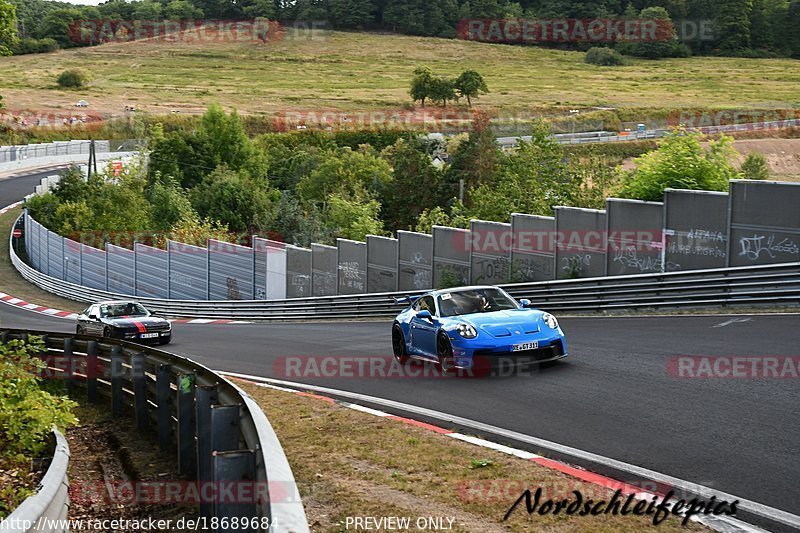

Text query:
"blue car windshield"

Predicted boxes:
[[437, 289, 518, 317]]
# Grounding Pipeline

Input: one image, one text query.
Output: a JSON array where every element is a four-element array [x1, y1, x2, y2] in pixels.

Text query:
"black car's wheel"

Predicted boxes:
[[392, 325, 409, 364], [437, 333, 456, 376]]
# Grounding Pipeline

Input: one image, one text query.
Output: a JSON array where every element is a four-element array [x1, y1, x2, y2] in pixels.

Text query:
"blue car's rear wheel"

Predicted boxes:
[[437, 333, 456, 376], [392, 325, 409, 364]]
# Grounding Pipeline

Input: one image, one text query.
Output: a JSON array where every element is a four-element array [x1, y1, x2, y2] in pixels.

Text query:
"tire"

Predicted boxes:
[[437, 333, 456, 376], [76, 326, 84, 336], [392, 325, 409, 364], [102, 327, 112, 339]]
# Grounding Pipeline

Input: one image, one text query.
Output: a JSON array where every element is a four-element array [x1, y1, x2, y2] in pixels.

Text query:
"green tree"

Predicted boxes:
[[296, 147, 393, 207], [381, 137, 442, 230], [324, 190, 384, 242], [410, 66, 435, 107], [327, 0, 373, 27], [133, 0, 162, 19], [190, 166, 277, 233], [454, 69, 489, 106], [714, 0, 754, 54], [36, 8, 84, 47], [415, 202, 470, 233], [165, 0, 204, 19], [148, 176, 198, 231], [469, 121, 572, 221], [620, 128, 741, 201], [740, 152, 770, 180], [444, 113, 499, 199], [429, 76, 456, 107], [620, 7, 680, 58], [0, 0, 18, 56]]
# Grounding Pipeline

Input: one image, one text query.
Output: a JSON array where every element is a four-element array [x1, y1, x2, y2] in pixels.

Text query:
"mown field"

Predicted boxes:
[[2, 30, 800, 119]]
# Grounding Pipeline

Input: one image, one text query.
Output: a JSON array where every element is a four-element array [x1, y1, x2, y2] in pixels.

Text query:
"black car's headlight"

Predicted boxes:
[[542, 313, 559, 330], [457, 323, 478, 339]]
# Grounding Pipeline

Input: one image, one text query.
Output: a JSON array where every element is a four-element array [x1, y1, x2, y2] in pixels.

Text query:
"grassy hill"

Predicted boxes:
[[1, 30, 799, 121]]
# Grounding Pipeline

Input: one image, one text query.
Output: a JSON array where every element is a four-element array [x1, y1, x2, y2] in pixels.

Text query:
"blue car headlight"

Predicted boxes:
[[457, 323, 478, 339], [542, 313, 559, 330]]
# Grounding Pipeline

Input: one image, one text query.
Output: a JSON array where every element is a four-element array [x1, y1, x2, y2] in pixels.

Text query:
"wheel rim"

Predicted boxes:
[[437, 335, 455, 374]]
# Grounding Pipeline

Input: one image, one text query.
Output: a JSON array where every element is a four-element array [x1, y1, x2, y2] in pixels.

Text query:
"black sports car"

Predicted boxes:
[[76, 300, 172, 344]]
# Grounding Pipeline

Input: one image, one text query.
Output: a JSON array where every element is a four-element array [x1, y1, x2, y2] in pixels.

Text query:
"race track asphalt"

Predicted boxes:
[[1, 171, 799, 523]]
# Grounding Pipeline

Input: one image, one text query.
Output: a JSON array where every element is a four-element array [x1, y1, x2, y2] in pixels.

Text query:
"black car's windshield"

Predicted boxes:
[[101, 303, 150, 318], [437, 289, 518, 317]]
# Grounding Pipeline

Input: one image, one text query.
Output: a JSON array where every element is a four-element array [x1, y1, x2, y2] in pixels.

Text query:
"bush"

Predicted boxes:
[[57, 69, 90, 89], [585, 47, 625, 66], [740, 153, 770, 180], [0, 337, 77, 458], [13, 38, 58, 55]]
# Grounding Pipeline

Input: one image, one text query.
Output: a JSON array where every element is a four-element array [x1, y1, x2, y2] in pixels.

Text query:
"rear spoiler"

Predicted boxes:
[[392, 295, 421, 306]]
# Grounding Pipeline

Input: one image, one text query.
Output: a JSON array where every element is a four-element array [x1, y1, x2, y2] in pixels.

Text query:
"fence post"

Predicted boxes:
[[212, 450, 257, 532], [210, 404, 242, 524], [86, 340, 99, 402], [156, 364, 173, 451], [177, 373, 196, 478], [63, 337, 74, 392], [131, 352, 148, 432], [196, 384, 219, 518], [110, 345, 124, 416]]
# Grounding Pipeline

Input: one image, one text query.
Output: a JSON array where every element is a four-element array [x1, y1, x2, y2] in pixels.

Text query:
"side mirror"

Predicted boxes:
[[519, 299, 531, 308], [417, 310, 434, 322], [88, 313, 99, 320]]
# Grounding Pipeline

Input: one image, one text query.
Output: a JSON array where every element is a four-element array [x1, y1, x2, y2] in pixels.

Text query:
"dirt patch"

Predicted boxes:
[[66, 403, 199, 528]]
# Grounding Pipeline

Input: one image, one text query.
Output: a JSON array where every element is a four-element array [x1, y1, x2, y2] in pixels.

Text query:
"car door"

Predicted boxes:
[[85, 305, 102, 335], [409, 295, 438, 359]]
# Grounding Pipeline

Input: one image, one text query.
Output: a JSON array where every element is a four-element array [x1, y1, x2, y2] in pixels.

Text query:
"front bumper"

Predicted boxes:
[[121, 330, 172, 343], [449, 333, 568, 370]]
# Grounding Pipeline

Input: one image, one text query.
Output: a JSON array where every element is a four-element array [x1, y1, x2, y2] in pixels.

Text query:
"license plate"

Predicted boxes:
[[512, 341, 538, 352], [140, 332, 158, 339]]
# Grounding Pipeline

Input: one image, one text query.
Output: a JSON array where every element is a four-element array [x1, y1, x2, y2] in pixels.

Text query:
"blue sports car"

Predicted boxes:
[[392, 286, 567, 375]]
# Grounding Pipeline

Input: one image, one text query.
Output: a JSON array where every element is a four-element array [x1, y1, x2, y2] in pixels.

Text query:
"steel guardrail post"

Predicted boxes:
[[210, 405, 243, 523], [212, 450, 258, 532], [156, 364, 173, 452], [63, 337, 74, 392], [86, 340, 99, 402], [132, 351, 149, 433], [110, 345, 124, 416], [197, 384, 219, 518], [177, 373, 197, 478]]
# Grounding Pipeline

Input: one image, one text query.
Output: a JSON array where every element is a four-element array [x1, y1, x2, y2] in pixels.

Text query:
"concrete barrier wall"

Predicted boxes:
[[208, 240, 254, 300], [728, 180, 800, 267], [398, 231, 432, 291], [554, 207, 607, 279], [470, 220, 512, 285], [663, 189, 728, 271], [366, 235, 398, 293], [432, 225, 470, 289], [337, 239, 367, 295], [606, 199, 663, 276], [168, 241, 208, 300], [510, 214, 555, 282], [311, 244, 337, 297], [286, 245, 312, 298]]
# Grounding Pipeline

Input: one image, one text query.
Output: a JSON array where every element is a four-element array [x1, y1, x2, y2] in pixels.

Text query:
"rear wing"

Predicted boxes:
[[392, 295, 421, 306]]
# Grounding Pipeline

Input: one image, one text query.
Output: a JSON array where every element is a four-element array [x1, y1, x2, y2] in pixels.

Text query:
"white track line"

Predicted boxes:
[[221, 371, 796, 533]]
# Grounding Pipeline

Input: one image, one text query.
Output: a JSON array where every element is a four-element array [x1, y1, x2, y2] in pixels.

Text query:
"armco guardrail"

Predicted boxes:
[[0, 329, 308, 532], [0, 428, 70, 533], [10, 214, 799, 318]]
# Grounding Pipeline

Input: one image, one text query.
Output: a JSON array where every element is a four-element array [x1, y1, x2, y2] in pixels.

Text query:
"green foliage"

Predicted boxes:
[[0, 0, 17, 56], [381, 137, 442, 230], [56, 68, 90, 89], [620, 128, 741, 201], [190, 166, 278, 233], [165, 0, 204, 19], [617, 7, 682, 59], [415, 202, 470, 233], [454, 69, 489, 106], [0, 337, 78, 457], [436, 267, 462, 289], [12, 36, 57, 54], [147, 176, 196, 231], [324, 191, 384, 241], [327, 0, 373, 28], [740, 152, 770, 180], [585, 46, 625, 65], [561, 256, 583, 279], [297, 147, 393, 207], [469, 121, 572, 221], [410, 66, 435, 108], [714, 0, 755, 54]]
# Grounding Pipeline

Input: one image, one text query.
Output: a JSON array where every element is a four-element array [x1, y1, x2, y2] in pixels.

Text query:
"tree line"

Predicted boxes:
[[2, 0, 799, 58]]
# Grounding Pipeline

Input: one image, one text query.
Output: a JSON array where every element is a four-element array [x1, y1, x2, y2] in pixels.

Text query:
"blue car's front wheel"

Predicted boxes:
[[437, 333, 456, 376], [392, 324, 410, 364]]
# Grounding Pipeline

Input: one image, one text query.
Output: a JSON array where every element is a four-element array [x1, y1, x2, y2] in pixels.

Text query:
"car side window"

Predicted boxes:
[[415, 296, 435, 315], [87, 305, 98, 317]]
